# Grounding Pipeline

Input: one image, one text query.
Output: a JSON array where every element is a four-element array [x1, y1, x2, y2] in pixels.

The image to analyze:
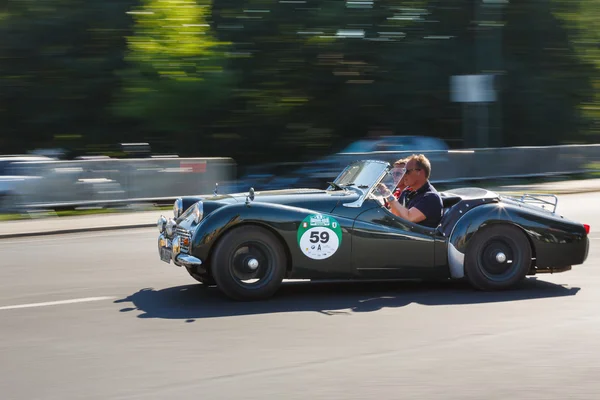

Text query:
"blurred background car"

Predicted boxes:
[[338, 136, 449, 154], [0, 155, 52, 212], [0, 154, 126, 212], [221, 136, 451, 193]]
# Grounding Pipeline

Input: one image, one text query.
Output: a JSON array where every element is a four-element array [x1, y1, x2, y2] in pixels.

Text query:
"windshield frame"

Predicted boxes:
[[329, 160, 391, 208]]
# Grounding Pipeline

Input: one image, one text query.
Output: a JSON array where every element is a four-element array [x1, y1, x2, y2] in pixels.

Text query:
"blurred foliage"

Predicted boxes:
[[0, 0, 137, 151], [114, 0, 236, 135], [554, 0, 600, 140], [0, 0, 598, 166]]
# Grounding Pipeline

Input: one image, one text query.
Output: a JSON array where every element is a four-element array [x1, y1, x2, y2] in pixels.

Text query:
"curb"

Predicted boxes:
[[0, 223, 154, 240]]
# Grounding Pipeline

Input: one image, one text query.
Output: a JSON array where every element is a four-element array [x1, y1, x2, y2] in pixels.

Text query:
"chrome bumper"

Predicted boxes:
[[158, 233, 202, 267]]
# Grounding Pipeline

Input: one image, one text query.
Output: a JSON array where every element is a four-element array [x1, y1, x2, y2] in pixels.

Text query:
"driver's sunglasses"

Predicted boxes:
[[394, 168, 421, 176]]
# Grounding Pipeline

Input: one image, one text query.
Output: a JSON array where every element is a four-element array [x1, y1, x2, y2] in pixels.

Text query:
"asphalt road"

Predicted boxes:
[[1, 193, 599, 400]]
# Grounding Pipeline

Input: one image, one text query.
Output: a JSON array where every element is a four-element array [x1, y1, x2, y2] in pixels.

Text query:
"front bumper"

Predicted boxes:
[[158, 233, 203, 268]]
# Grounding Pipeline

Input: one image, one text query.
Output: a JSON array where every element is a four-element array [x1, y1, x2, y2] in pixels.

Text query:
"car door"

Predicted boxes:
[[351, 206, 438, 278]]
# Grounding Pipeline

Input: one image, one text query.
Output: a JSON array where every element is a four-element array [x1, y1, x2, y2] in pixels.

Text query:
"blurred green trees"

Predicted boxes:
[[0, 0, 598, 165], [114, 0, 236, 135]]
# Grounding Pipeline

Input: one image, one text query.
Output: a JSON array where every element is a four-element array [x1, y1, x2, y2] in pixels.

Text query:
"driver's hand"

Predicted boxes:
[[377, 183, 392, 197]]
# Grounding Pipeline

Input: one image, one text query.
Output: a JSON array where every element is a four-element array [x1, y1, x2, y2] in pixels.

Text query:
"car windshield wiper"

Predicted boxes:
[[345, 182, 370, 189], [327, 181, 346, 191]]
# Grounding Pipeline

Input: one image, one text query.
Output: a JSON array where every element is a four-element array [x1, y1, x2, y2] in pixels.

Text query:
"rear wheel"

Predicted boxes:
[[464, 224, 532, 291], [211, 225, 287, 301]]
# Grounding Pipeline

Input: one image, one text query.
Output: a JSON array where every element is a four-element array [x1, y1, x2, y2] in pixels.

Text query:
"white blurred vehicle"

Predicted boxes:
[[0, 156, 51, 211], [0, 155, 125, 212]]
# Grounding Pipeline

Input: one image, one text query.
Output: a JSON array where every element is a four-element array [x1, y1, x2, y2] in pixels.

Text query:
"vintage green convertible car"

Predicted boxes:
[[156, 160, 590, 301]]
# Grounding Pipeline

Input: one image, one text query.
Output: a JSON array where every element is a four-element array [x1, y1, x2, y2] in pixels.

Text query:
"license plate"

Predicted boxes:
[[160, 247, 172, 263]]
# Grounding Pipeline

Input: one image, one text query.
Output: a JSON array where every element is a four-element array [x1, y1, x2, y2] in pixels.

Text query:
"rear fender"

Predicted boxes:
[[446, 202, 533, 279]]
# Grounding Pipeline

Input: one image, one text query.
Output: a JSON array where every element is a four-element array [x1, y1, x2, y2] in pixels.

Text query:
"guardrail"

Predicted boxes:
[[223, 144, 600, 192], [1, 144, 600, 212], [340, 144, 600, 183], [1, 157, 236, 211]]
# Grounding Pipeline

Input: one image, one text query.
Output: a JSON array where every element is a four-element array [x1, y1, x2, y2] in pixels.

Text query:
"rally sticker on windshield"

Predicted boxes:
[[297, 214, 342, 260]]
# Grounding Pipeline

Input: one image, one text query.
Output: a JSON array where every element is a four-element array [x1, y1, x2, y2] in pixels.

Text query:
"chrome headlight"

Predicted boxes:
[[157, 215, 167, 233], [173, 198, 183, 219], [192, 201, 203, 224], [166, 218, 177, 236]]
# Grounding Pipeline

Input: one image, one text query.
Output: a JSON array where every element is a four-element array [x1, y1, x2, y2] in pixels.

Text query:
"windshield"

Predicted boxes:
[[368, 166, 406, 202], [332, 160, 408, 208], [333, 160, 389, 189]]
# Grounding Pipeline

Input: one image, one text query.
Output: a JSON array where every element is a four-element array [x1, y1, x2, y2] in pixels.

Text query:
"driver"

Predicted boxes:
[[378, 154, 443, 228]]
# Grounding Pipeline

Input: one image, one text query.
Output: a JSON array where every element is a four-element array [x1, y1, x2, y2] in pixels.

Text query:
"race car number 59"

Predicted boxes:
[[297, 214, 342, 260]]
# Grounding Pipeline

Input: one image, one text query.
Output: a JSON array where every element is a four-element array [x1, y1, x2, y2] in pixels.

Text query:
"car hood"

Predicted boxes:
[[206, 188, 361, 214], [175, 187, 364, 231]]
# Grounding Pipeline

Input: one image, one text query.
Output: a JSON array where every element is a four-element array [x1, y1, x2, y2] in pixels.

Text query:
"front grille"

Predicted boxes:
[[176, 227, 192, 253]]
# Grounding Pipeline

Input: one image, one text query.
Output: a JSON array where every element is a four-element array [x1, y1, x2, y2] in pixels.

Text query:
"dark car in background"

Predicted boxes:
[[223, 135, 450, 193], [338, 135, 449, 154]]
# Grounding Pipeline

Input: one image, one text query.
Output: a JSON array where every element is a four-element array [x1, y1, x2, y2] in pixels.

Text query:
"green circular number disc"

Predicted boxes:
[[297, 214, 343, 260]]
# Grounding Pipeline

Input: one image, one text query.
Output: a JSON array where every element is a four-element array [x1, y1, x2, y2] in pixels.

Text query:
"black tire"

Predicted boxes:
[[185, 267, 216, 286], [211, 225, 287, 301], [464, 224, 532, 291]]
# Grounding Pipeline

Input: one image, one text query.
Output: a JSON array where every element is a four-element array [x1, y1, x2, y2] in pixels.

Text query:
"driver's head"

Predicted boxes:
[[403, 154, 431, 188]]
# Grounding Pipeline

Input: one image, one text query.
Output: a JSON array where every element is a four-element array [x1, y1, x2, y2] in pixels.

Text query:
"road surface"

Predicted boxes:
[[1, 193, 599, 399]]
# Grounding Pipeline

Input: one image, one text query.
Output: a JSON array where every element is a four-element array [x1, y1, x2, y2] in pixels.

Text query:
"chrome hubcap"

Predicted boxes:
[[247, 258, 259, 270], [495, 252, 507, 263]]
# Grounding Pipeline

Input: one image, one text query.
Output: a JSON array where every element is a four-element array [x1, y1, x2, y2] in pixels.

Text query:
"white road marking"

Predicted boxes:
[[0, 228, 152, 245], [0, 296, 115, 311]]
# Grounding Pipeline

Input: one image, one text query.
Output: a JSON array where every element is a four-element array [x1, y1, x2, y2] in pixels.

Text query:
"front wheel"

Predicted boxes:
[[185, 267, 216, 286], [464, 224, 532, 291], [211, 225, 287, 301]]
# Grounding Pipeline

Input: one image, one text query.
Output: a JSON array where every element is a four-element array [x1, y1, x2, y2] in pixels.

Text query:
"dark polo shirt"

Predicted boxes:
[[399, 181, 443, 228]]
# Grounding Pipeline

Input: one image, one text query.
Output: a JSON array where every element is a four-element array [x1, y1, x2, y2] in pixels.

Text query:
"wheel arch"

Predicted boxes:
[[447, 205, 537, 279]]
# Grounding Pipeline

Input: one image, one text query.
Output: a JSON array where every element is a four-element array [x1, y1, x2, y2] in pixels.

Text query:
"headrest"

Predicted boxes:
[[440, 194, 462, 208]]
